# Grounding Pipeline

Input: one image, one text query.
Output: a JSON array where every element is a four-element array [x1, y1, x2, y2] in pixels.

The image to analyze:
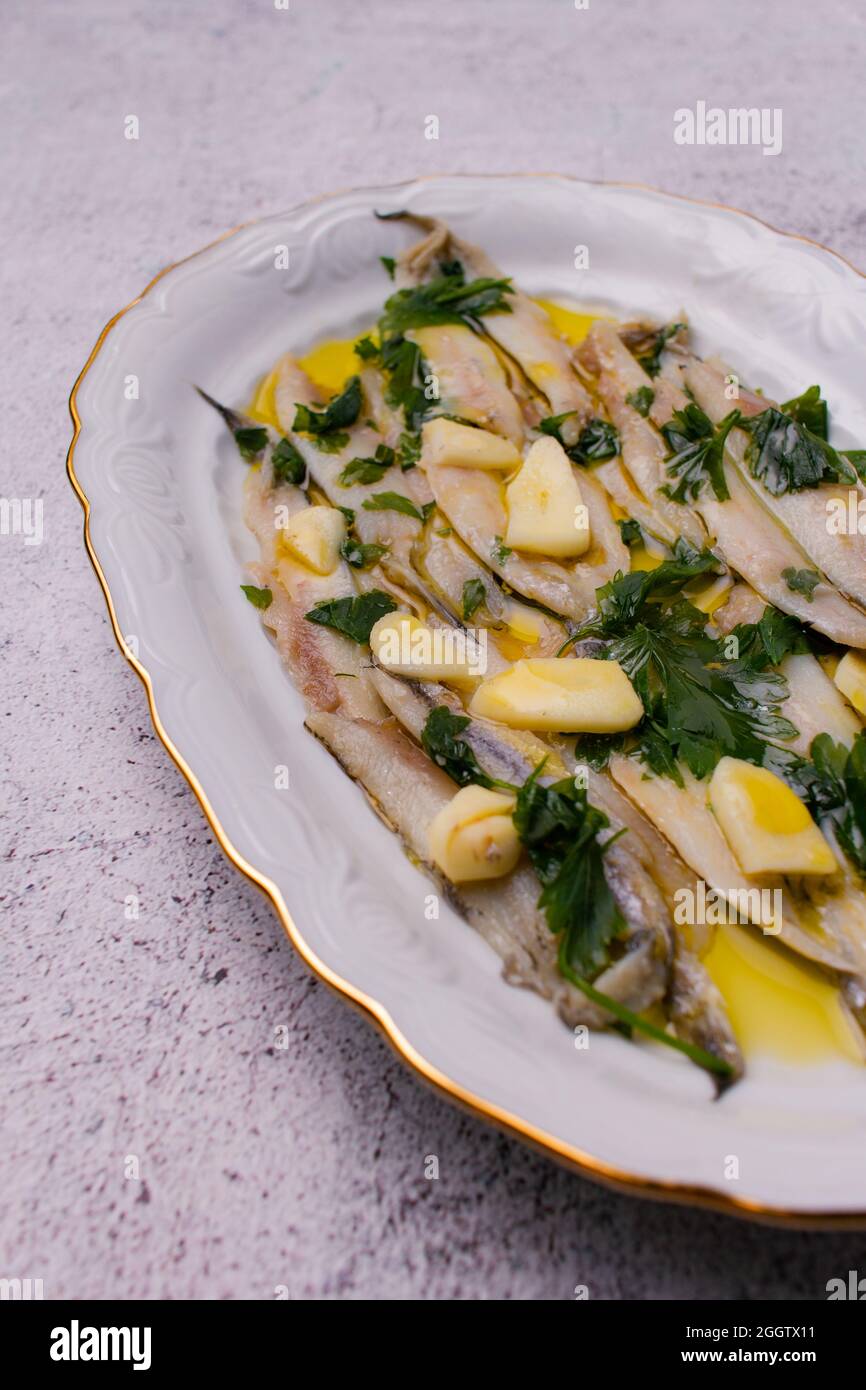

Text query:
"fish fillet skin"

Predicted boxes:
[[593, 455, 682, 549], [594, 337, 866, 646], [371, 666, 742, 1071], [244, 467, 386, 723], [687, 359, 866, 614], [402, 522, 567, 660], [579, 319, 670, 394], [217, 225, 866, 1081], [423, 457, 627, 620], [408, 324, 527, 446], [577, 323, 705, 547], [233, 399, 601, 1022], [597, 382, 707, 549], [555, 743, 712, 953], [273, 354, 430, 560], [307, 706, 639, 1029], [667, 945, 745, 1089], [609, 754, 866, 983], [594, 317, 691, 388], [395, 213, 594, 432], [368, 666, 672, 1019], [699, 466, 866, 646], [412, 521, 510, 627], [358, 364, 405, 448], [195, 387, 387, 723], [780, 653, 862, 754]]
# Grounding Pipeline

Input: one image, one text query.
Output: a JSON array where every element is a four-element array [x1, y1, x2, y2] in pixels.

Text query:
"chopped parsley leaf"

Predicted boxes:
[[339, 537, 389, 570], [233, 426, 268, 461], [661, 403, 739, 503], [293, 376, 362, 441], [361, 491, 424, 520], [304, 590, 397, 644], [271, 437, 307, 485], [240, 584, 272, 610], [461, 577, 486, 620], [626, 386, 655, 417], [617, 518, 642, 548]]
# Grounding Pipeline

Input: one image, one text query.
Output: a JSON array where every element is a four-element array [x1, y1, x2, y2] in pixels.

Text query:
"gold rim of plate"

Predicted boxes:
[[65, 172, 866, 1229]]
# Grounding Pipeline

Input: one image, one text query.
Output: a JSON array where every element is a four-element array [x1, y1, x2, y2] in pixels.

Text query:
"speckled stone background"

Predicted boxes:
[[3, 0, 866, 1301]]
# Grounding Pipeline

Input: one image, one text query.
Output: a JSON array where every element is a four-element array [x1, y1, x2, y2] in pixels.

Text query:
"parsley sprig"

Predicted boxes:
[[293, 376, 362, 451], [381, 337, 430, 434], [782, 384, 827, 438], [271, 437, 307, 485], [512, 763, 733, 1078], [619, 603, 795, 781], [337, 444, 395, 487], [727, 605, 810, 669], [304, 590, 396, 644], [626, 386, 654, 417], [340, 536, 389, 570], [635, 322, 686, 378], [461, 577, 486, 620], [362, 491, 432, 521], [539, 413, 620, 463], [240, 584, 272, 610], [513, 765, 626, 978], [740, 386, 856, 495], [563, 542, 797, 781], [376, 260, 513, 438], [564, 538, 721, 635], [233, 425, 268, 461], [418, 707, 733, 1078], [617, 518, 642, 548], [420, 707, 510, 790], [661, 403, 740, 503], [782, 567, 821, 601], [379, 263, 514, 340]]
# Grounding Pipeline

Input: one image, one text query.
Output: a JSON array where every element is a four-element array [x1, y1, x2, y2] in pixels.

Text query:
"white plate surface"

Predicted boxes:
[[69, 175, 866, 1221]]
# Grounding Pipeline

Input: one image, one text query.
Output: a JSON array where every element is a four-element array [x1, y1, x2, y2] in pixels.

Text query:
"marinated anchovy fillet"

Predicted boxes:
[[304, 706, 587, 1018], [778, 653, 861, 754], [422, 451, 627, 619], [583, 326, 866, 644], [368, 669, 669, 1022], [273, 354, 432, 557], [406, 324, 529, 445], [392, 213, 594, 435], [366, 663, 741, 1079], [686, 358, 866, 613], [579, 324, 707, 549], [200, 392, 387, 721], [608, 755, 866, 983], [647, 348, 866, 646], [200, 214, 866, 1091]]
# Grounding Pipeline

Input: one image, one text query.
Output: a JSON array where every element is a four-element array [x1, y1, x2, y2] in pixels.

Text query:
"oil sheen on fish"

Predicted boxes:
[[203, 213, 866, 1091]]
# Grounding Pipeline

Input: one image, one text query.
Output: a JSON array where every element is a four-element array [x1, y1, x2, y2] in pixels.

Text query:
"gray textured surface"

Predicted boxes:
[[3, 0, 866, 1300]]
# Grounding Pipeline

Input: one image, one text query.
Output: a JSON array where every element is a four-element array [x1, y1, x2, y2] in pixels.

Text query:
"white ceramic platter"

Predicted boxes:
[[68, 175, 866, 1222]]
